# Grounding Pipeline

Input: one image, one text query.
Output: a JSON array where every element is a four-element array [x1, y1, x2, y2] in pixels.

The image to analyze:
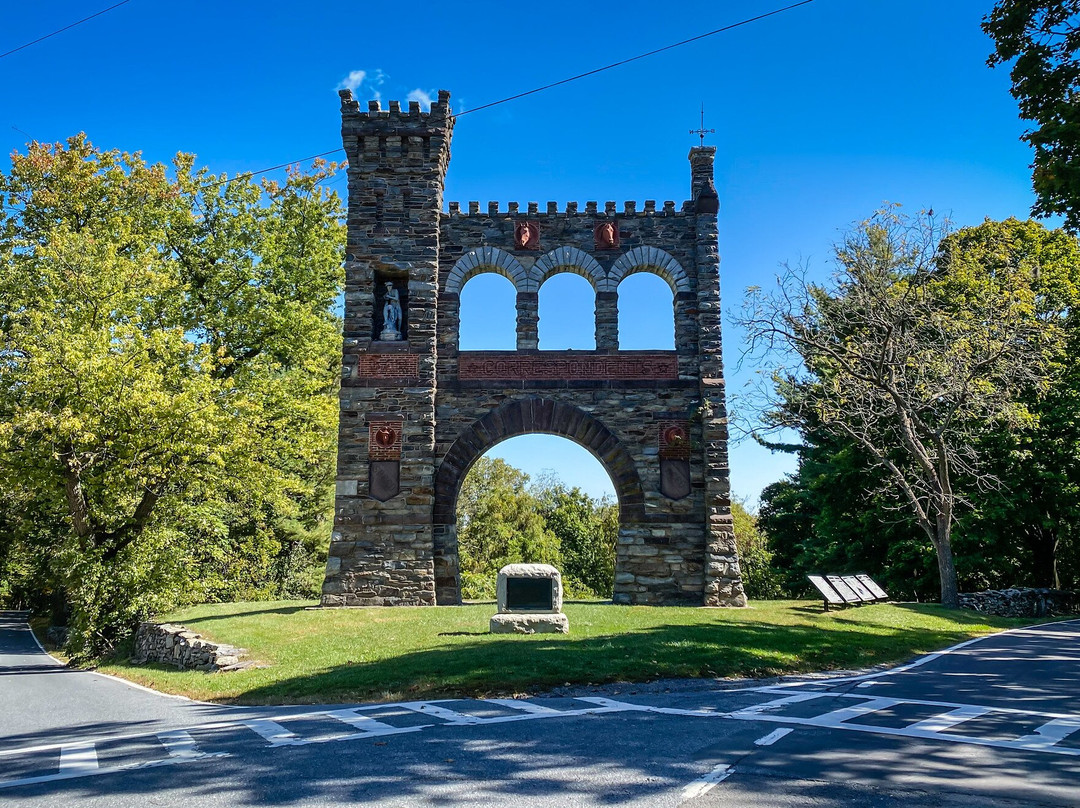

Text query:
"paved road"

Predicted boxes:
[[1, 612, 1078, 807]]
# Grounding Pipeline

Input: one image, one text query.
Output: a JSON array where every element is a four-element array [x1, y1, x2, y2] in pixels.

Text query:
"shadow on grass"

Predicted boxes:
[[177, 605, 311, 625], [227, 605, 1024, 705]]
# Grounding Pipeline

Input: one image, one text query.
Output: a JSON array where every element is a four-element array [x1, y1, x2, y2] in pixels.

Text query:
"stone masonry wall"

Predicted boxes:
[[433, 387, 707, 605], [322, 89, 745, 609]]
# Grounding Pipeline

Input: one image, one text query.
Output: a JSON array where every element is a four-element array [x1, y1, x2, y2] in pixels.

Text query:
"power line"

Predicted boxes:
[[0, 0, 134, 60], [6, 0, 815, 191], [457, 0, 815, 116], [210, 0, 815, 187], [202, 149, 345, 189]]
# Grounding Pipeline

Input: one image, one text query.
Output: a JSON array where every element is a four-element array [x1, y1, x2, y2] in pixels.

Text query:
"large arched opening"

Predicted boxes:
[[455, 435, 618, 601], [432, 397, 645, 605]]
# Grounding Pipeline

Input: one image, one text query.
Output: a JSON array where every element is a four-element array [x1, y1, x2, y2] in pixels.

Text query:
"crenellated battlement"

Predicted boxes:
[[445, 199, 692, 217], [339, 88, 453, 124]]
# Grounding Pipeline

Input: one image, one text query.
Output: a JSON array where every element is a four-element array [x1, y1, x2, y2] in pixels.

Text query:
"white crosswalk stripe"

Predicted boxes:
[[242, 719, 300, 745], [905, 704, 993, 733], [323, 709, 402, 734], [396, 702, 485, 724], [1015, 716, 1080, 749], [57, 742, 98, 775], [724, 688, 1080, 757], [157, 730, 206, 760], [483, 698, 562, 714], [5, 690, 1080, 793], [0, 697, 644, 790]]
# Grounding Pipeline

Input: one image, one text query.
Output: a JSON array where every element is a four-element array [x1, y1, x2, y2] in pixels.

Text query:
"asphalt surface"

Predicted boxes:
[[1, 611, 1078, 807]]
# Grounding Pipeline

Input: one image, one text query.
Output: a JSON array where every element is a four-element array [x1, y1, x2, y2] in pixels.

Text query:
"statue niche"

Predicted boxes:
[[377, 280, 405, 341]]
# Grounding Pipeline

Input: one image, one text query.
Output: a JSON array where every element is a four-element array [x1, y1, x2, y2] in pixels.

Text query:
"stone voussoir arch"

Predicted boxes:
[[433, 397, 645, 527], [529, 246, 609, 292], [609, 246, 690, 294], [445, 246, 531, 294]]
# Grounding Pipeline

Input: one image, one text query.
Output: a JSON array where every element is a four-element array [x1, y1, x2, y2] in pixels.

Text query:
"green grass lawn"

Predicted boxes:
[[96, 600, 1040, 705]]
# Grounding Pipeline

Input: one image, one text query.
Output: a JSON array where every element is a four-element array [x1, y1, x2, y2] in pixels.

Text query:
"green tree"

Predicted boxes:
[[984, 1, 1080, 229], [731, 500, 784, 600], [0, 136, 344, 658], [948, 219, 1080, 589], [537, 483, 617, 598], [455, 457, 561, 600], [740, 209, 1064, 607], [758, 440, 941, 602]]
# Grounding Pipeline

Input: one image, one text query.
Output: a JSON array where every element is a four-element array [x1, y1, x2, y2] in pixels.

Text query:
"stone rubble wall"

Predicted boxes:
[[958, 588, 1077, 618], [132, 622, 248, 672]]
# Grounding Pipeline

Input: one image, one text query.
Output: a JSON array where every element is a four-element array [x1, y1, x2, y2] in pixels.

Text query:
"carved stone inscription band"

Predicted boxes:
[[458, 354, 678, 381]]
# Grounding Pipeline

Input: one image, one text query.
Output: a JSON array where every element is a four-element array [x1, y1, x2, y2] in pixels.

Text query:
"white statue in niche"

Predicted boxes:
[[380, 281, 402, 340]]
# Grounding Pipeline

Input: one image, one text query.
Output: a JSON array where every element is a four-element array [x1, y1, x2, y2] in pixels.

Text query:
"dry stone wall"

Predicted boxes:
[[959, 588, 1076, 618], [132, 623, 248, 671], [322, 88, 745, 609]]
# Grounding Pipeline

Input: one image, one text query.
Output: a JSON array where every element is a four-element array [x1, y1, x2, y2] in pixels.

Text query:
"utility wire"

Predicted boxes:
[[7, 0, 815, 191], [0, 0, 134, 60], [209, 0, 814, 187], [202, 149, 345, 189], [457, 0, 815, 116]]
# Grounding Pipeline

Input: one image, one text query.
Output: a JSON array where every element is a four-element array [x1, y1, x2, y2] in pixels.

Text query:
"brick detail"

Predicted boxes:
[[368, 420, 403, 460], [658, 421, 691, 459], [358, 354, 419, 379], [459, 353, 678, 381]]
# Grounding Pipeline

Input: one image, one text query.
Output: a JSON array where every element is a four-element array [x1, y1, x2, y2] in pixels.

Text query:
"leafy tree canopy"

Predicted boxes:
[[985, 1, 1080, 229], [0, 136, 344, 658]]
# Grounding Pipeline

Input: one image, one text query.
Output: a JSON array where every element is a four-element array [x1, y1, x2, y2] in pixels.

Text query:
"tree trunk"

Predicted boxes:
[[1028, 525, 1059, 589], [935, 517, 960, 608]]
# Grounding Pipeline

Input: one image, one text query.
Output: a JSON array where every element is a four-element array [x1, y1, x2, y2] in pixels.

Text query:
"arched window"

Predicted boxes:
[[538, 273, 595, 350], [617, 272, 676, 349], [459, 273, 517, 350]]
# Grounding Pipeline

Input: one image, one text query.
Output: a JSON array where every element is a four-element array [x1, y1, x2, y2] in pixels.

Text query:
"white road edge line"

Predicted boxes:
[[681, 764, 734, 802], [19, 620, 246, 706], [754, 727, 793, 746]]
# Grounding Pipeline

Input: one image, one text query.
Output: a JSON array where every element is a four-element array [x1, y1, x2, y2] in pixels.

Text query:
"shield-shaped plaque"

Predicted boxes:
[[370, 460, 400, 501], [660, 458, 691, 500]]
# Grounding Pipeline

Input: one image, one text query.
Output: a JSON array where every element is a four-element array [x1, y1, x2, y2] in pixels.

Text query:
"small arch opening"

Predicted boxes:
[[538, 273, 595, 350], [459, 272, 517, 350], [456, 435, 618, 601], [617, 272, 676, 350]]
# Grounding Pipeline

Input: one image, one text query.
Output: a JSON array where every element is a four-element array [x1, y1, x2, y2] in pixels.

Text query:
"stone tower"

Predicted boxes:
[[322, 90, 454, 606], [322, 89, 746, 609]]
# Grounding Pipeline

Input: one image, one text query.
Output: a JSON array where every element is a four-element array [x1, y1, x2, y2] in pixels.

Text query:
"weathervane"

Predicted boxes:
[[690, 103, 715, 146]]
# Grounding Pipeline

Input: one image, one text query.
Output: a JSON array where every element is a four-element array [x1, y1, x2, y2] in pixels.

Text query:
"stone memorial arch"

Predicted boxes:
[[321, 89, 746, 608]]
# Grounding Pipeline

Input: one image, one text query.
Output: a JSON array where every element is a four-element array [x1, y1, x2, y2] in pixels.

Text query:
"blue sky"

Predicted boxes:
[[1, 0, 1044, 505]]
